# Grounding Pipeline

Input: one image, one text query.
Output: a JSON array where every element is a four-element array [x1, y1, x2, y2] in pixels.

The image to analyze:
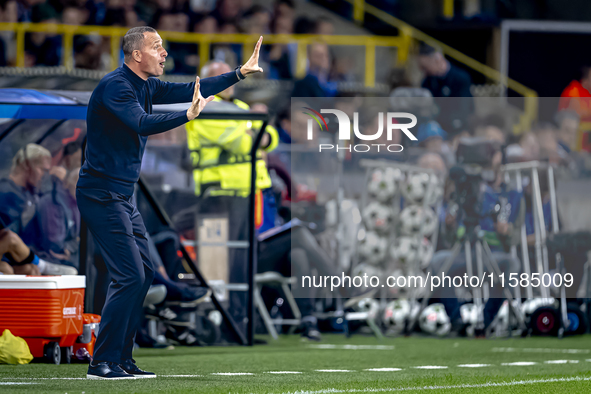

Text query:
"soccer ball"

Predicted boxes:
[[419, 303, 451, 337], [367, 168, 402, 203], [351, 263, 383, 285], [426, 175, 443, 206], [403, 172, 442, 206], [357, 232, 388, 266], [353, 298, 380, 319], [363, 201, 394, 233], [460, 303, 482, 337], [419, 237, 434, 269], [390, 236, 420, 266], [383, 299, 411, 334], [399, 205, 437, 236], [402, 172, 430, 204]]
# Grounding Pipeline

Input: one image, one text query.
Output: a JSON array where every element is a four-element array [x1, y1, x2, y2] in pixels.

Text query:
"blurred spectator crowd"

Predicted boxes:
[[0, 0, 350, 81]]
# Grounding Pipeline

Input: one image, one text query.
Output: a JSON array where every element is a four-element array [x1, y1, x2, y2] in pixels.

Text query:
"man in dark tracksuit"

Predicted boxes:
[[77, 26, 263, 379]]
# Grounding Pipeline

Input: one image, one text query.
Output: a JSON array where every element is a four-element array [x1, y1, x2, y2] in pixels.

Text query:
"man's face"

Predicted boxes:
[[28, 157, 51, 188], [315, 21, 334, 35], [138, 32, 167, 77], [418, 55, 438, 76], [291, 111, 317, 144], [477, 125, 506, 145], [309, 44, 330, 73], [205, 62, 233, 99]]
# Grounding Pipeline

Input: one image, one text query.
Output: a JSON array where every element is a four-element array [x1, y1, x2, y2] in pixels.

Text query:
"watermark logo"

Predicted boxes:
[[303, 108, 418, 153]]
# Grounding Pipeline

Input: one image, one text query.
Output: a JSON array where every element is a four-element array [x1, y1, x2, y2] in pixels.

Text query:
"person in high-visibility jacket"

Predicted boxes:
[[185, 60, 279, 329], [186, 62, 279, 198]]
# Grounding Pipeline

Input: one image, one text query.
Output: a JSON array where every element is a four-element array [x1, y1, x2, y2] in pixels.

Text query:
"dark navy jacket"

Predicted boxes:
[[78, 63, 240, 196]]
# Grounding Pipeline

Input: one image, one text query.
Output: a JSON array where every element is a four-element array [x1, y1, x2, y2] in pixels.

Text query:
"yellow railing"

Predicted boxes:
[[0, 22, 407, 89], [345, 0, 539, 133]]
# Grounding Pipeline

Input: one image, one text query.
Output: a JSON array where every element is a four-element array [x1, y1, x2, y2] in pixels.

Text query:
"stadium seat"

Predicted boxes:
[[254, 271, 301, 340]]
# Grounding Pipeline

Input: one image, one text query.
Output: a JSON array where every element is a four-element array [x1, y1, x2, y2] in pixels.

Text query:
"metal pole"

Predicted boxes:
[[532, 168, 550, 277], [247, 121, 268, 346], [547, 166, 569, 334], [515, 170, 533, 299]]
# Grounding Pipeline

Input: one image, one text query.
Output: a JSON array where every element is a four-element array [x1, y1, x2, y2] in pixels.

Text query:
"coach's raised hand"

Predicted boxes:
[[187, 77, 215, 120], [240, 36, 264, 76]]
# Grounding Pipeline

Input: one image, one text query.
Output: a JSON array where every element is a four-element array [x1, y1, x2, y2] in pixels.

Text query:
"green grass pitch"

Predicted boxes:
[[1, 334, 591, 393]]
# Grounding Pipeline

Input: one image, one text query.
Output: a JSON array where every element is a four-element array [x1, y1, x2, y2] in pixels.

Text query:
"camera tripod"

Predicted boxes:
[[406, 223, 527, 336]]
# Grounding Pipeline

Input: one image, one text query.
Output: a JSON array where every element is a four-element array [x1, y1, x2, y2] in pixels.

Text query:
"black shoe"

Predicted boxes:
[[473, 328, 486, 338], [301, 321, 322, 342], [167, 286, 211, 304], [120, 359, 156, 378], [87, 361, 136, 380], [451, 319, 469, 338]]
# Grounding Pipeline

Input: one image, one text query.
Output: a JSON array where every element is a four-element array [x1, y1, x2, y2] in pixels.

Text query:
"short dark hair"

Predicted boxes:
[[418, 42, 440, 56], [275, 0, 295, 9], [243, 4, 270, 18], [122, 26, 157, 60]]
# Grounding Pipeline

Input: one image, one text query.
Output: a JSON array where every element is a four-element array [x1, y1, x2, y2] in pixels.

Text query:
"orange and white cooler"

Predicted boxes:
[[0, 275, 86, 364]]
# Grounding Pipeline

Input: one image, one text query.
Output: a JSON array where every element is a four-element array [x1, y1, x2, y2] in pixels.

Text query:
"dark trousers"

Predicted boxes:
[[77, 187, 155, 364], [258, 228, 314, 317], [258, 226, 343, 317]]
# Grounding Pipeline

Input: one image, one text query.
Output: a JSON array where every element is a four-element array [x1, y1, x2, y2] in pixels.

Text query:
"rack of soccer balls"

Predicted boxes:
[[351, 160, 448, 336], [349, 160, 563, 338]]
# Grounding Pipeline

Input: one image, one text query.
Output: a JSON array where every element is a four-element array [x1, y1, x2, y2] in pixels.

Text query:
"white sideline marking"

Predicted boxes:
[[272, 376, 591, 394], [315, 370, 355, 373], [308, 345, 395, 350], [160, 375, 203, 377], [265, 371, 303, 374], [364, 368, 402, 372], [0, 382, 38, 385], [0, 378, 86, 380], [457, 364, 491, 368], [501, 362, 537, 366], [492, 347, 590, 354], [544, 360, 579, 364], [412, 366, 447, 370], [211, 373, 253, 376]]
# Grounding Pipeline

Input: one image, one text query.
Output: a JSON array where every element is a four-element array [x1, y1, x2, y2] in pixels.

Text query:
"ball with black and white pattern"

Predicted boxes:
[[351, 263, 384, 288], [399, 205, 437, 236], [363, 201, 394, 233], [390, 236, 420, 266], [459, 303, 482, 337], [418, 303, 451, 337], [402, 172, 442, 206], [367, 167, 402, 203], [383, 299, 411, 334], [357, 231, 388, 266], [353, 298, 380, 319]]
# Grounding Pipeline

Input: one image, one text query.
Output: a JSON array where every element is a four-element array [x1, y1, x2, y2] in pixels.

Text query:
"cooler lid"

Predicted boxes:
[[0, 275, 86, 289]]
